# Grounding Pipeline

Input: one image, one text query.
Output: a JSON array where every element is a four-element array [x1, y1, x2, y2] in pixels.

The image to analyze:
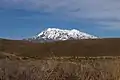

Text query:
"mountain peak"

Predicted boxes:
[[27, 28, 98, 42]]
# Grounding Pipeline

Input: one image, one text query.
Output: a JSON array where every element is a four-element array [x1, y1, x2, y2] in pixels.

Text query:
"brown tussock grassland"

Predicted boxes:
[[0, 38, 120, 80]]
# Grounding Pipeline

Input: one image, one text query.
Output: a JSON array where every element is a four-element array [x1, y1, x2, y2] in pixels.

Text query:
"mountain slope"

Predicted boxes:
[[26, 28, 98, 42]]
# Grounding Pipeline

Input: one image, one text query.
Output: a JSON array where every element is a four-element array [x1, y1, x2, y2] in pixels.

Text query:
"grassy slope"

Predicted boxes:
[[0, 38, 120, 58]]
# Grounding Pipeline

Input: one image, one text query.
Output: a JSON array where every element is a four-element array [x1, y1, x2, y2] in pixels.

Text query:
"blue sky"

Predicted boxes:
[[0, 0, 120, 39]]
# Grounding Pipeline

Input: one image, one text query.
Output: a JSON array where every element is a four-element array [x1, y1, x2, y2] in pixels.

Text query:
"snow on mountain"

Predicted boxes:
[[26, 28, 98, 42]]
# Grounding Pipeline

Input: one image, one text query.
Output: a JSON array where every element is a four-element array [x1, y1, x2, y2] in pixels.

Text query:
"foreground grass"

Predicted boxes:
[[0, 57, 120, 80]]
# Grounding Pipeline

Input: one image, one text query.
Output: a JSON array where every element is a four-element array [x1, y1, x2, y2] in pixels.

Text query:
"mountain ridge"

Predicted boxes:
[[25, 28, 98, 42]]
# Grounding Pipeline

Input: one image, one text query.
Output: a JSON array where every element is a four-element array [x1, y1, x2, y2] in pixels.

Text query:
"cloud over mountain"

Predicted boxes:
[[1, 0, 120, 30]]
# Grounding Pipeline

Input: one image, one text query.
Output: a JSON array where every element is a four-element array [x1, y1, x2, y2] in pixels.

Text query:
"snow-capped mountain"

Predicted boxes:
[[26, 28, 98, 42]]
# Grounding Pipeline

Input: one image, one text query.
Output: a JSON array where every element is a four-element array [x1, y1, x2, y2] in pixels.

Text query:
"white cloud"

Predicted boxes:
[[98, 21, 120, 30], [1, 0, 120, 30]]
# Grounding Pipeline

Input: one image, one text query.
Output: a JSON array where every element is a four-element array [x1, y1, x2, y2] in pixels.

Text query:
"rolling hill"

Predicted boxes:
[[0, 38, 120, 58]]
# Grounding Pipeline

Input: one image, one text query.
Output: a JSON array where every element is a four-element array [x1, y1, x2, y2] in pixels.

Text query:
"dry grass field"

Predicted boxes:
[[0, 57, 120, 80], [0, 38, 120, 80]]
